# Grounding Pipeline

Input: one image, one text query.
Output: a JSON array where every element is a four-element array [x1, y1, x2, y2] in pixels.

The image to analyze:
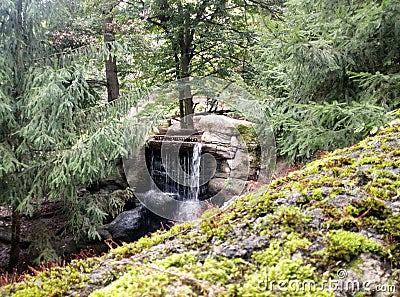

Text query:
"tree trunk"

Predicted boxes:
[[8, 208, 21, 272], [178, 89, 187, 129], [174, 53, 186, 128], [103, 2, 119, 102], [183, 84, 194, 130], [181, 56, 194, 130]]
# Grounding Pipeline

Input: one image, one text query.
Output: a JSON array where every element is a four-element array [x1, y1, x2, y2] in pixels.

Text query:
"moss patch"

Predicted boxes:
[[317, 230, 386, 262], [237, 123, 258, 145], [1, 258, 99, 297], [2, 118, 400, 296]]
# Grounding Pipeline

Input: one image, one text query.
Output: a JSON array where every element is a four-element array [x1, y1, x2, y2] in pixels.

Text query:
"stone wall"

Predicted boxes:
[[197, 115, 260, 202], [131, 114, 262, 205]]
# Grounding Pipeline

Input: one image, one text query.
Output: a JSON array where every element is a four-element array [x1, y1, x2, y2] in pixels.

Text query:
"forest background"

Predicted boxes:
[[0, 0, 399, 271]]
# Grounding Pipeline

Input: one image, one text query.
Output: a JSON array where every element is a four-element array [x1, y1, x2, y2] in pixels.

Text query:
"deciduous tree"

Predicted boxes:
[[128, 0, 280, 128]]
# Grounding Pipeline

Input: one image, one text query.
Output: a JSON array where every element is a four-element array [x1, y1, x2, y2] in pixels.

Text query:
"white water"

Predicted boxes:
[[175, 142, 203, 221], [188, 142, 202, 200], [145, 142, 203, 221]]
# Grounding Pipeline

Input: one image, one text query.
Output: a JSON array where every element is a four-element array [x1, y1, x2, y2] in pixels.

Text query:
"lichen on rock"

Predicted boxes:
[[1, 119, 400, 296]]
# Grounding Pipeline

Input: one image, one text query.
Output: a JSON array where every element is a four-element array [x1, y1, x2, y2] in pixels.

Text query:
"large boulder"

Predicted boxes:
[[6, 119, 400, 297], [106, 208, 145, 242], [106, 206, 168, 243], [199, 115, 260, 199]]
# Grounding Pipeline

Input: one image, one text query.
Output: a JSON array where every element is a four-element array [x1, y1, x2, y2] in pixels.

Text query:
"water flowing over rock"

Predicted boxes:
[[2, 119, 400, 297], [188, 142, 202, 201], [141, 141, 204, 222], [123, 114, 262, 223]]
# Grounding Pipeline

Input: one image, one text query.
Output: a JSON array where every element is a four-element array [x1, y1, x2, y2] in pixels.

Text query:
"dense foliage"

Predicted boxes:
[[0, 0, 153, 268], [252, 0, 400, 162], [0, 0, 399, 270]]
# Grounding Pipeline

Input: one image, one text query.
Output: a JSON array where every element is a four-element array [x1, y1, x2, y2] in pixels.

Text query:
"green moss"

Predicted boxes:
[[4, 116, 400, 297], [181, 256, 249, 286], [365, 185, 391, 200], [252, 233, 311, 266], [237, 123, 258, 144], [255, 206, 311, 234], [311, 188, 324, 200], [1, 258, 100, 297], [381, 145, 393, 152], [110, 222, 194, 258], [380, 214, 400, 236], [346, 197, 391, 219], [308, 175, 339, 188], [199, 214, 232, 240], [161, 252, 198, 268], [90, 265, 197, 297], [324, 216, 360, 232], [329, 187, 345, 198], [238, 234, 331, 297], [246, 191, 282, 216], [390, 148, 400, 157], [318, 230, 385, 262], [91, 253, 250, 297]]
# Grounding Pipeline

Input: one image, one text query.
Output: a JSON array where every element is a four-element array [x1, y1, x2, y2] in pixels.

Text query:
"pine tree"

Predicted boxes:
[[0, 0, 152, 270], [251, 0, 400, 162]]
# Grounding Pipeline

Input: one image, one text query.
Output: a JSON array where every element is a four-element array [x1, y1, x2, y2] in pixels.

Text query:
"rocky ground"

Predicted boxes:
[[0, 189, 165, 272], [1, 118, 400, 296]]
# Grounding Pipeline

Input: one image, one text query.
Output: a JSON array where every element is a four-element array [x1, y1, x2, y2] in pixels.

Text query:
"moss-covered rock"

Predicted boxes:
[[2, 119, 400, 296]]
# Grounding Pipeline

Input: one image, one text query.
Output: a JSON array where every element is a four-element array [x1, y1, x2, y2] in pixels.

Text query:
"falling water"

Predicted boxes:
[[188, 142, 202, 200], [145, 141, 203, 221]]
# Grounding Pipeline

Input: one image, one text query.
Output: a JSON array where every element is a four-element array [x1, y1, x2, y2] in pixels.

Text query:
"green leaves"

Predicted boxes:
[[19, 67, 78, 150], [271, 100, 394, 163], [252, 0, 400, 163], [349, 71, 400, 110], [0, 0, 163, 259]]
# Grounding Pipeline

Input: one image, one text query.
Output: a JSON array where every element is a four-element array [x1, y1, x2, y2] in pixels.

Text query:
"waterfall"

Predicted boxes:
[[148, 142, 202, 201], [146, 141, 203, 221], [150, 149, 156, 191], [188, 142, 202, 200]]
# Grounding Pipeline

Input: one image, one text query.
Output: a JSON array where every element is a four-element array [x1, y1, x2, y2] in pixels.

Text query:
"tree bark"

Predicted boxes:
[[178, 89, 187, 129], [180, 54, 194, 130], [183, 89, 193, 130], [178, 16, 194, 130], [8, 208, 21, 272], [103, 2, 119, 102]]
